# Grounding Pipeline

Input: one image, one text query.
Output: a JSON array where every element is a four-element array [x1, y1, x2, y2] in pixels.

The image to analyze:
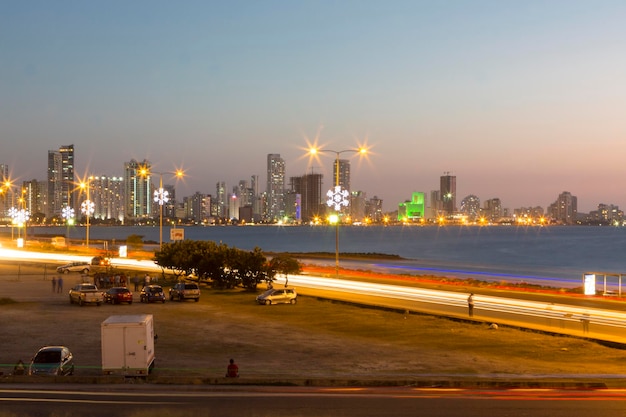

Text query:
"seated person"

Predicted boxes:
[[225, 358, 239, 377]]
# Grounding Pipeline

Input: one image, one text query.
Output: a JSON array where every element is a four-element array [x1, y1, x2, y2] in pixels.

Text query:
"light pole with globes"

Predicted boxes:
[[79, 179, 95, 248], [308, 146, 367, 276], [140, 167, 185, 250]]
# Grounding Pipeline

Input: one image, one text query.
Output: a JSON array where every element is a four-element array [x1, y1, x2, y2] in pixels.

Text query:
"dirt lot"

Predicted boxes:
[[2, 262, 626, 386]]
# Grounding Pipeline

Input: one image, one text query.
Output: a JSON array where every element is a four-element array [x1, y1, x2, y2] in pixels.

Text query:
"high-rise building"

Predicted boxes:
[[266, 154, 285, 221], [22, 179, 47, 219], [440, 172, 456, 215], [483, 198, 502, 221], [333, 159, 350, 191], [124, 159, 151, 220], [549, 191, 577, 224], [90, 175, 124, 221], [59, 144, 75, 213], [290, 173, 323, 223], [460, 195, 481, 220], [366, 195, 384, 222], [215, 181, 226, 219]]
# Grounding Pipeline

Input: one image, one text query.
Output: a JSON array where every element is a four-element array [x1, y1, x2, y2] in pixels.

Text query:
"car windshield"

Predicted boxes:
[[34, 350, 61, 364], [149, 287, 162, 293]]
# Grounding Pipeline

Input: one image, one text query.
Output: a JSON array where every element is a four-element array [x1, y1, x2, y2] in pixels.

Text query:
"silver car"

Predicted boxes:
[[28, 346, 74, 376], [256, 287, 297, 305], [57, 262, 90, 274]]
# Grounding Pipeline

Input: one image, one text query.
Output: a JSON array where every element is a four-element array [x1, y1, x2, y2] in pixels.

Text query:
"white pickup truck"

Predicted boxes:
[[68, 283, 103, 306]]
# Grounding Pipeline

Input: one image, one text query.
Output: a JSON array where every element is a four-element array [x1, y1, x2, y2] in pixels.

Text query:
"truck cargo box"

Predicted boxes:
[[101, 314, 155, 376]]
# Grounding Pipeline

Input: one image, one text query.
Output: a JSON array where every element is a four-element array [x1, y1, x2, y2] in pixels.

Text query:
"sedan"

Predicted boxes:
[[256, 287, 298, 305], [140, 285, 166, 303], [28, 346, 74, 376], [104, 287, 133, 304], [57, 262, 90, 274]]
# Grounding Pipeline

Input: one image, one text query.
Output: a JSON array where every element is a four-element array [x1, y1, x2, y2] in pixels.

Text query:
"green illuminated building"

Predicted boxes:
[[398, 192, 425, 221]]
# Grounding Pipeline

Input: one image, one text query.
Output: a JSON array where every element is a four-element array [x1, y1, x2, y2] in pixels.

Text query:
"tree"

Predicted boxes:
[[267, 254, 301, 287]]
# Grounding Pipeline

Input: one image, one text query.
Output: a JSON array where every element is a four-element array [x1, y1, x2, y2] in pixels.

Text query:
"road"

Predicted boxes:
[[1, 385, 626, 417]]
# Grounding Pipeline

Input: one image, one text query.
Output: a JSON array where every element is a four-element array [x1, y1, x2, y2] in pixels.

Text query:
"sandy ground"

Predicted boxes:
[[3, 262, 626, 385]]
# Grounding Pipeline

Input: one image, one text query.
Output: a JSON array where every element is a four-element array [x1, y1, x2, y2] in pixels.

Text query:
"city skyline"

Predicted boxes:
[[2, 1, 626, 213]]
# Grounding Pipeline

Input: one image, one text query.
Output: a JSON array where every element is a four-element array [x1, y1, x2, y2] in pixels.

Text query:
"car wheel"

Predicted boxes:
[[194, 297, 199, 302], [79, 298, 84, 306], [82, 269, 89, 274], [265, 300, 272, 305], [290, 298, 297, 304], [169, 295, 174, 301], [179, 295, 184, 301], [97, 302, 101, 306], [129, 301, 133, 305], [69, 296, 73, 304], [63, 269, 69, 274]]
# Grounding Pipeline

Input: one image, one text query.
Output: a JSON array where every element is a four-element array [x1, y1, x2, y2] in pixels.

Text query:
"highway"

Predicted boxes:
[[1, 385, 625, 417], [1, 247, 625, 345]]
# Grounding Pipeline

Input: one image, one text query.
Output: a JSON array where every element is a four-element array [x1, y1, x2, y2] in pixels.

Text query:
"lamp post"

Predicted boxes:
[[62, 206, 75, 243], [80, 179, 94, 249], [309, 146, 367, 276], [2, 179, 15, 240], [140, 167, 184, 250]]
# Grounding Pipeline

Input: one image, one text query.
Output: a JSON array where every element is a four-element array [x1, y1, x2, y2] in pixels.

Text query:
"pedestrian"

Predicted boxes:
[[467, 293, 474, 317], [225, 358, 239, 378], [132, 276, 139, 291], [57, 276, 63, 293], [144, 274, 151, 288], [52, 276, 57, 293]]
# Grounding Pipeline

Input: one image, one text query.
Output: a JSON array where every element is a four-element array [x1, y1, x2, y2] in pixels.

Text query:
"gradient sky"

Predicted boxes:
[[2, 0, 626, 213]]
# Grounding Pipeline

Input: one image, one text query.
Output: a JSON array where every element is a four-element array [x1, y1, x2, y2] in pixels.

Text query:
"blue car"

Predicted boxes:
[[140, 285, 166, 303]]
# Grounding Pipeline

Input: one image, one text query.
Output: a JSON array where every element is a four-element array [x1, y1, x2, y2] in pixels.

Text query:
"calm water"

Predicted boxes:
[[21, 224, 626, 287]]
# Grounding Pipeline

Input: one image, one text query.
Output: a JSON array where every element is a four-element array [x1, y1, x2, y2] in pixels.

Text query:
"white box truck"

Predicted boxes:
[[101, 314, 155, 376]]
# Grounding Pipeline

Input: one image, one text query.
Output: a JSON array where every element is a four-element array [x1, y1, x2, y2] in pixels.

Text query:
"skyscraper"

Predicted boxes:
[[290, 173, 323, 223], [124, 159, 151, 219], [440, 172, 456, 215], [333, 159, 351, 191], [266, 154, 285, 221], [47, 145, 74, 218]]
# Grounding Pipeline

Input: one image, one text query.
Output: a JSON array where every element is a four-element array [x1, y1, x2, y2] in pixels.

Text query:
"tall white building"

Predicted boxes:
[[266, 154, 285, 221]]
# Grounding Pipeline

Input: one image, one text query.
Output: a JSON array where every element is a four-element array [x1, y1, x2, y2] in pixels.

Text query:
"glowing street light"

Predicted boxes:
[[80, 179, 95, 248], [62, 205, 75, 242], [140, 166, 185, 250], [308, 145, 368, 276]]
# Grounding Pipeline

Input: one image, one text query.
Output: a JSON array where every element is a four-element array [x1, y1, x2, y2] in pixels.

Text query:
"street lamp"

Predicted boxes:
[[62, 205, 75, 243], [2, 179, 15, 240], [139, 167, 185, 250], [308, 146, 367, 276], [80, 179, 94, 248]]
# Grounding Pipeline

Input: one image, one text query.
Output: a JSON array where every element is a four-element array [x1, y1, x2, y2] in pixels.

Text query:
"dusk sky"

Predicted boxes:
[[2, 1, 626, 213]]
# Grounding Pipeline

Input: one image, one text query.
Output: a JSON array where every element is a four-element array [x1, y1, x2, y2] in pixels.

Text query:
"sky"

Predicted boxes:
[[2, 0, 626, 213]]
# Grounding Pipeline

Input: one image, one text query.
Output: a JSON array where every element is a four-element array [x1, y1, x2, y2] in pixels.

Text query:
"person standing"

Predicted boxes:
[[226, 358, 239, 378], [57, 276, 63, 293], [467, 293, 475, 317], [52, 276, 57, 293]]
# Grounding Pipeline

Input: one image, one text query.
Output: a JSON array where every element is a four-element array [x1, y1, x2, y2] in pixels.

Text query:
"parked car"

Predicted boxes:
[[169, 282, 200, 302], [68, 283, 103, 306], [256, 287, 298, 305], [140, 285, 166, 303], [104, 287, 133, 304], [91, 256, 111, 266], [28, 346, 74, 376], [57, 261, 90, 274]]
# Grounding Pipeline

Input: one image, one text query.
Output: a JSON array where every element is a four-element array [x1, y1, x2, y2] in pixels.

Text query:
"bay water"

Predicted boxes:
[[23, 224, 626, 289]]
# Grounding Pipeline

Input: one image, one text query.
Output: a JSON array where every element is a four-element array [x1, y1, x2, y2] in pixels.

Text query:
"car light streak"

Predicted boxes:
[[286, 275, 626, 344]]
